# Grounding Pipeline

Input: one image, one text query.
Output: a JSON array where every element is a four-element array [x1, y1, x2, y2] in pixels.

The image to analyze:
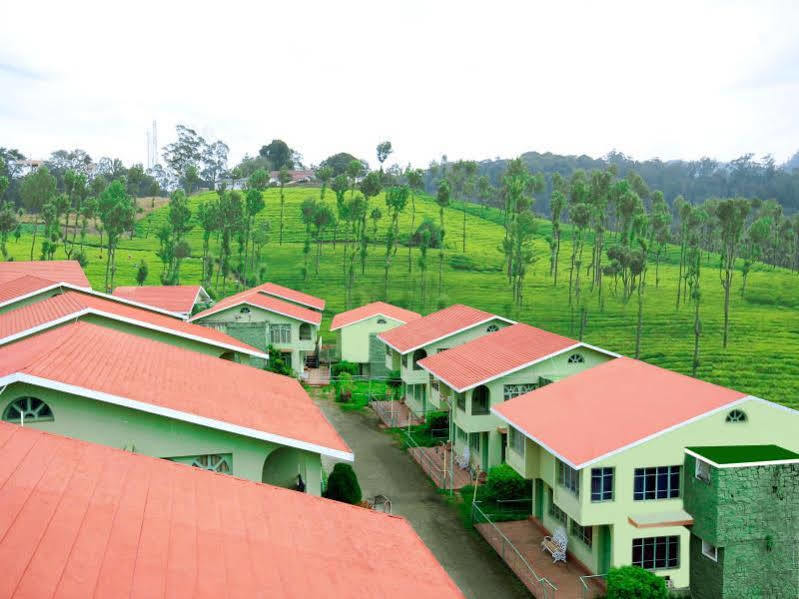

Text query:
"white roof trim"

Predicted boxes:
[[257, 288, 324, 311], [684, 448, 799, 469], [190, 299, 321, 326], [0, 282, 74, 308], [378, 315, 516, 355], [492, 395, 776, 470], [420, 342, 621, 393], [1, 373, 353, 462], [329, 312, 410, 332], [0, 307, 269, 360]]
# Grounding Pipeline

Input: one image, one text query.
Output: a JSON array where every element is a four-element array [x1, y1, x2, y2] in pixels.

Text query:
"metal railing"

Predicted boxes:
[[402, 429, 454, 489], [471, 501, 558, 599], [579, 574, 607, 599]]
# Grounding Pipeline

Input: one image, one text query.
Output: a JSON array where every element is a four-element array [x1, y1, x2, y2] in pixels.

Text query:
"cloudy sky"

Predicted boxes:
[[2, 0, 798, 169]]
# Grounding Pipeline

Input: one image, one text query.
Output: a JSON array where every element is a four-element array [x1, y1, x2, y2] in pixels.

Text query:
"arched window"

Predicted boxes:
[[220, 351, 236, 361], [3, 397, 54, 423], [567, 353, 585, 364], [725, 409, 747, 423], [299, 323, 312, 340], [239, 306, 251, 314], [412, 348, 427, 370], [191, 454, 231, 474], [472, 385, 490, 415], [377, 318, 387, 324], [487, 324, 499, 333]]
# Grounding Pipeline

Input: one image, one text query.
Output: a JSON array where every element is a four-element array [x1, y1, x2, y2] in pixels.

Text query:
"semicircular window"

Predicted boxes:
[[240, 306, 251, 314], [725, 409, 747, 423], [2, 397, 54, 423], [567, 353, 585, 364], [192, 454, 231, 473], [377, 318, 387, 324], [487, 324, 500, 333]]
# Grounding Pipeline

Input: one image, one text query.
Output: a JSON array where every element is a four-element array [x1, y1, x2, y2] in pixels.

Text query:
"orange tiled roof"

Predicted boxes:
[[112, 285, 206, 314], [330, 301, 421, 331], [0, 291, 265, 357], [378, 304, 511, 354], [257, 282, 325, 310], [0, 260, 89, 287], [0, 322, 350, 458], [418, 323, 592, 391], [0, 275, 60, 304], [0, 423, 462, 599], [191, 287, 323, 325], [493, 357, 748, 468]]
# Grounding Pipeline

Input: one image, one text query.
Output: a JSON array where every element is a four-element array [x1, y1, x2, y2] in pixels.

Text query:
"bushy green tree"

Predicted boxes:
[[606, 566, 667, 599], [98, 180, 135, 292], [20, 166, 56, 260], [323, 463, 362, 505]]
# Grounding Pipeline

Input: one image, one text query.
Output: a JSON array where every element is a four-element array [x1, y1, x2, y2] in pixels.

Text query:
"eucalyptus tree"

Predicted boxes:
[[370, 207, 382, 236], [98, 180, 135, 292], [300, 198, 317, 280], [243, 170, 267, 282], [165, 189, 193, 283], [435, 179, 451, 294], [21, 166, 56, 260], [63, 170, 88, 259], [500, 159, 544, 286], [278, 167, 292, 245], [567, 170, 590, 309], [682, 205, 706, 376], [648, 191, 671, 287], [406, 168, 424, 272], [358, 171, 382, 274], [215, 190, 244, 292], [508, 211, 537, 307], [450, 160, 477, 252], [312, 202, 334, 274], [383, 185, 409, 297], [587, 169, 614, 300], [197, 198, 220, 283], [0, 168, 15, 258], [740, 215, 770, 297], [317, 165, 334, 202], [716, 198, 750, 347], [330, 174, 349, 251], [673, 195, 690, 309], [343, 193, 366, 308], [376, 141, 393, 173], [549, 173, 567, 286]]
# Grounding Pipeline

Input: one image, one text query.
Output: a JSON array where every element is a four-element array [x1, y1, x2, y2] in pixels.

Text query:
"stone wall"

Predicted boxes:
[[684, 455, 799, 598]]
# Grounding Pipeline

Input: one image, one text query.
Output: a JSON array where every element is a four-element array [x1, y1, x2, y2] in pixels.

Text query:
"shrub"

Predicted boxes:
[[606, 566, 668, 599], [482, 464, 531, 501], [429, 413, 449, 431], [335, 372, 354, 402], [265, 344, 293, 376], [323, 463, 362, 505], [331, 360, 359, 377]]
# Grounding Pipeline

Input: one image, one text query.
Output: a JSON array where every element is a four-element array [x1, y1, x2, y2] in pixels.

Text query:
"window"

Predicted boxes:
[[456, 392, 466, 411], [509, 427, 525, 456], [3, 397, 54, 423], [695, 459, 711, 483], [591, 467, 614, 502], [571, 521, 593, 548], [503, 383, 536, 400], [567, 353, 585, 364], [538, 376, 553, 387], [412, 348, 427, 370], [701, 539, 718, 561], [548, 488, 568, 526], [456, 426, 467, 444], [632, 536, 680, 570], [634, 466, 681, 500], [299, 323, 312, 340], [239, 306, 250, 314], [376, 318, 387, 324], [558, 460, 580, 497], [192, 454, 231, 473], [469, 433, 480, 452], [402, 354, 409, 368], [471, 385, 490, 415], [486, 324, 499, 332], [269, 324, 291, 344], [725, 409, 747, 423]]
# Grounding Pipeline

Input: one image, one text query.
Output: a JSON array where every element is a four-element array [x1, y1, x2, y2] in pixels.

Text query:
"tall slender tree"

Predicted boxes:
[[406, 168, 424, 272], [716, 198, 750, 348], [278, 167, 291, 244], [98, 180, 135, 292], [383, 185, 409, 297], [20, 166, 56, 260], [435, 179, 451, 295]]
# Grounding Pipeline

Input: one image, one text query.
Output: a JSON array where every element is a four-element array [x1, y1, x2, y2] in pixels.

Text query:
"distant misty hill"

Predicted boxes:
[[426, 150, 799, 215]]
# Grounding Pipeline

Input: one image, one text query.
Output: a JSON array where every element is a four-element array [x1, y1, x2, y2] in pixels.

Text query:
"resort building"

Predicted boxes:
[[378, 304, 514, 419], [330, 301, 421, 377], [112, 284, 212, 317], [0, 321, 352, 494], [418, 323, 617, 474], [0, 422, 464, 599], [0, 289, 268, 364], [190, 283, 325, 376], [491, 357, 799, 591]]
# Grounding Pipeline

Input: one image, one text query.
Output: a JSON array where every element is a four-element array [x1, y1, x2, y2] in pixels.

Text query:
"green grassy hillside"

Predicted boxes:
[[7, 186, 799, 408]]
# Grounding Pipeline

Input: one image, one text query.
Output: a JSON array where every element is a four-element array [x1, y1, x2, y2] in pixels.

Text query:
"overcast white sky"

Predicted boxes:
[[2, 0, 798, 169]]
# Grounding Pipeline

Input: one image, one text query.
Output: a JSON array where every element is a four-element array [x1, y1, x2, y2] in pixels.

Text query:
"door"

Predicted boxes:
[[599, 525, 612, 573], [534, 479, 544, 520], [481, 432, 489, 470]]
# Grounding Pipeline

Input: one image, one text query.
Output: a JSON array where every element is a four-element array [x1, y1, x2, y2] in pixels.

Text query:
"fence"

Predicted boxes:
[[471, 501, 558, 599], [579, 574, 607, 599], [402, 428, 454, 489]]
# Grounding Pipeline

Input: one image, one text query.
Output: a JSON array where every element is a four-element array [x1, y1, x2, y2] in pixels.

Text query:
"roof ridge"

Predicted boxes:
[[16, 320, 83, 373]]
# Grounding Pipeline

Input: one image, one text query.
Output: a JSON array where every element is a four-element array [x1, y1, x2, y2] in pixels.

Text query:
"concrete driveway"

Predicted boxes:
[[316, 398, 531, 599]]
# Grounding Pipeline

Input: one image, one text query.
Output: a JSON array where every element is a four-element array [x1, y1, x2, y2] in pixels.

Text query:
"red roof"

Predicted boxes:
[[418, 323, 590, 391], [112, 285, 206, 314], [330, 301, 421, 331], [0, 290, 265, 357], [0, 322, 350, 458], [493, 357, 748, 468], [257, 282, 325, 310], [0, 423, 463, 599], [0, 260, 89, 287], [378, 304, 510, 354], [0, 275, 59, 305], [191, 287, 323, 325]]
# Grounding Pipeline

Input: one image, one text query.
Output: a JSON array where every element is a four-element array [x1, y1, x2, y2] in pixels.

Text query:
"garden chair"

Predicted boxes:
[[455, 445, 470, 470], [541, 526, 568, 564]]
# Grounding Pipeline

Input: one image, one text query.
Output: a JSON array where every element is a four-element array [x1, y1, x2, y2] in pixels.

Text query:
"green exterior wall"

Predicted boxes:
[[0, 287, 64, 314], [505, 398, 799, 589], [0, 382, 323, 495], [451, 346, 612, 474], [194, 305, 318, 375], [336, 315, 407, 367], [684, 455, 799, 598]]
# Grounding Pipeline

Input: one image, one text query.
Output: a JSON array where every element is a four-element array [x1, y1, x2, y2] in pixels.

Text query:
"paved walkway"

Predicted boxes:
[[304, 365, 330, 386], [371, 400, 422, 427], [315, 398, 531, 599]]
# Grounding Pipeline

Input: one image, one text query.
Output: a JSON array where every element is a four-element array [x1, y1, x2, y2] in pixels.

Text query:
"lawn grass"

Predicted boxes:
[[7, 185, 799, 408]]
